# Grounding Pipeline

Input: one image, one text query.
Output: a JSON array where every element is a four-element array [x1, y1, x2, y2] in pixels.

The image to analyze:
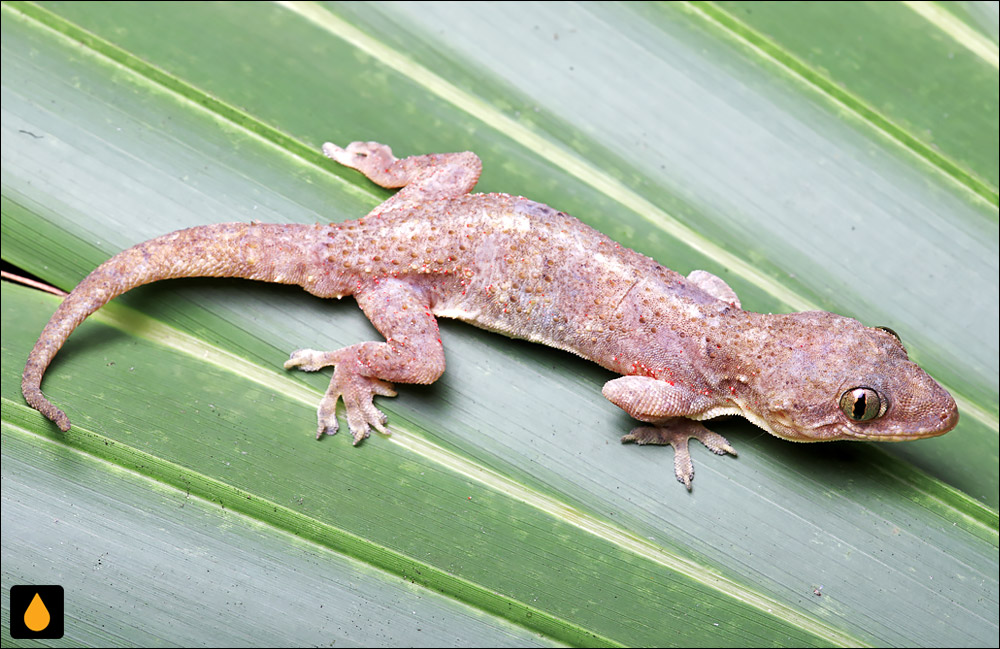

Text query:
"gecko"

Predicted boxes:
[[22, 141, 959, 489]]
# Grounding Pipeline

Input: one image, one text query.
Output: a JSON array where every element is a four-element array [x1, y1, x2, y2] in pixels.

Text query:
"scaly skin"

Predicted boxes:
[[23, 141, 958, 489]]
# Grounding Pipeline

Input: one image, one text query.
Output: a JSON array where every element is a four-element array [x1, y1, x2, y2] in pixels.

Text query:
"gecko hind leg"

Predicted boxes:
[[622, 420, 737, 490], [284, 278, 445, 445]]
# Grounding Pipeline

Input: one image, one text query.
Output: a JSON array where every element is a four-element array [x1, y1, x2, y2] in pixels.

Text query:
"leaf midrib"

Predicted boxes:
[[689, 1, 999, 209]]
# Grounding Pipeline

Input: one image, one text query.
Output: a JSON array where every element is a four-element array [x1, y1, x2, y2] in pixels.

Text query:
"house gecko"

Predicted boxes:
[[22, 141, 959, 488]]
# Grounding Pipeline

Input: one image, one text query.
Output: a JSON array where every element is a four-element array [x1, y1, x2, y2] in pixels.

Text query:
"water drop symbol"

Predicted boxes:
[[24, 592, 51, 632]]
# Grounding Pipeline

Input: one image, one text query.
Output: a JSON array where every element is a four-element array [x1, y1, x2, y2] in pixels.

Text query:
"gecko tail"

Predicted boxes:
[[22, 377, 71, 431], [22, 222, 321, 430]]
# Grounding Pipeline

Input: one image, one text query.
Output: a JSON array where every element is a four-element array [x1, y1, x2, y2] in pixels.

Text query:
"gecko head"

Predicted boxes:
[[750, 312, 958, 443]]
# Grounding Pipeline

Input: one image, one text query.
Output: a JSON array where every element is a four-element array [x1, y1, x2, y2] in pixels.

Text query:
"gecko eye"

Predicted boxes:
[[839, 387, 886, 421]]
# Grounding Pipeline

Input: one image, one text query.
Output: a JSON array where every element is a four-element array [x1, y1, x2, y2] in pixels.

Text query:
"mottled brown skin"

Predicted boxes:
[[22, 141, 959, 489]]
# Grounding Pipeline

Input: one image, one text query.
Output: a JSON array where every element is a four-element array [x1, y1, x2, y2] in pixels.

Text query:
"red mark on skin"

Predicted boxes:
[[627, 361, 660, 379]]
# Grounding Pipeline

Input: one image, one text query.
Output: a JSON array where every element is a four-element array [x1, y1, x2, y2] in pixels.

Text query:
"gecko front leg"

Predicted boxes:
[[603, 376, 737, 489], [285, 278, 445, 443], [323, 140, 482, 209]]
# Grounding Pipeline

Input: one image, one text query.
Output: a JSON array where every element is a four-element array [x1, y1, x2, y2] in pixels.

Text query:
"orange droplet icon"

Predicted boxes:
[[24, 592, 51, 632]]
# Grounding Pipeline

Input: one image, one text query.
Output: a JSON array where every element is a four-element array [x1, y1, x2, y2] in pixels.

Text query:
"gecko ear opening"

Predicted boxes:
[[839, 387, 887, 422]]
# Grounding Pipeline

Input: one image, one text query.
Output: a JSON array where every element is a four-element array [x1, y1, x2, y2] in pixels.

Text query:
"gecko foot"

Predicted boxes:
[[319, 366, 397, 444], [284, 348, 397, 444], [323, 141, 398, 173], [622, 421, 736, 490]]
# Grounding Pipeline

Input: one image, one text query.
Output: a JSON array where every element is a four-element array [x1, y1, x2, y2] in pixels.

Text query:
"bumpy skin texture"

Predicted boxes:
[[22, 141, 959, 489]]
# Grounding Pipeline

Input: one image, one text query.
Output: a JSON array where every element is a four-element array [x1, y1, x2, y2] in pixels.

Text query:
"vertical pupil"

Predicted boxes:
[[852, 391, 867, 419]]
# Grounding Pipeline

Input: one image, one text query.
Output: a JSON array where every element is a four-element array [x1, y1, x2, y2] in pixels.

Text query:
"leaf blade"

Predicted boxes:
[[3, 1, 997, 646]]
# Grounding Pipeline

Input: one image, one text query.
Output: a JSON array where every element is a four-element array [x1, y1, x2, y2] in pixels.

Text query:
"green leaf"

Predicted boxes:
[[2, 1, 996, 646]]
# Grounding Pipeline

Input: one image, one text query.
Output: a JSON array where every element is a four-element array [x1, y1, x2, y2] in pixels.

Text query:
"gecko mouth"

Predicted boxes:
[[749, 399, 959, 443], [837, 404, 959, 441], [843, 423, 957, 441]]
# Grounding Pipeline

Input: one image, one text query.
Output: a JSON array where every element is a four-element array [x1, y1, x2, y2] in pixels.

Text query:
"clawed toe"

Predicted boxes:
[[343, 389, 391, 444], [323, 141, 396, 170], [285, 348, 337, 372], [316, 393, 340, 439], [321, 142, 353, 165], [699, 430, 737, 457], [316, 364, 397, 445]]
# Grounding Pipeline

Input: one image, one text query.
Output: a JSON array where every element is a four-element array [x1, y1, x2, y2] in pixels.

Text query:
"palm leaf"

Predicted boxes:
[[2, 2, 996, 646]]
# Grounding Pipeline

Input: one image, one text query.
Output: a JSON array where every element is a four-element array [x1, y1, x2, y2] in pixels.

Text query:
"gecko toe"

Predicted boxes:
[[672, 441, 695, 491], [316, 405, 340, 439], [315, 385, 342, 439], [325, 141, 396, 171], [621, 427, 667, 445], [349, 426, 371, 446], [321, 142, 344, 157], [365, 404, 390, 435], [285, 348, 335, 372], [699, 430, 738, 457], [316, 423, 338, 440]]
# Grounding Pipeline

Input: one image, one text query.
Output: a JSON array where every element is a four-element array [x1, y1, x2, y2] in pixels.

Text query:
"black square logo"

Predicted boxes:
[[9, 585, 64, 639]]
